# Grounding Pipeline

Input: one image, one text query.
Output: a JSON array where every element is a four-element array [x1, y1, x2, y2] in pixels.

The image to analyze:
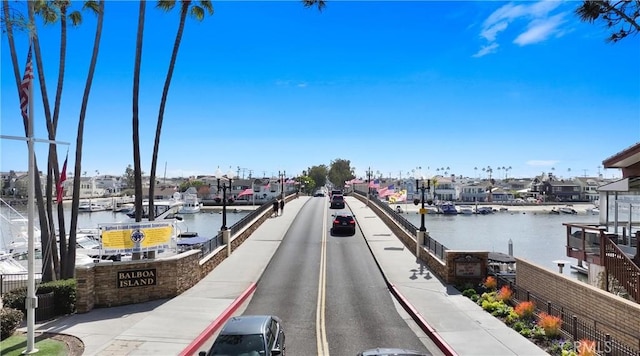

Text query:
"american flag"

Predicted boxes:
[[19, 46, 33, 122], [368, 179, 380, 189], [56, 152, 68, 204]]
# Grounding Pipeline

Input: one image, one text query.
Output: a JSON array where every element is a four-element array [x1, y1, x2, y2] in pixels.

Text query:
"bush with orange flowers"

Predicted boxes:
[[482, 276, 497, 290], [537, 312, 563, 338], [496, 285, 513, 302], [514, 301, 536, 319], [577, 339, 597, 356]]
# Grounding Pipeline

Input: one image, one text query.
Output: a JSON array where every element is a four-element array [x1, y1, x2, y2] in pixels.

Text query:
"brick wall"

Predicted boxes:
[[75, 200, 277, 313], [516, 258, 640, 348]]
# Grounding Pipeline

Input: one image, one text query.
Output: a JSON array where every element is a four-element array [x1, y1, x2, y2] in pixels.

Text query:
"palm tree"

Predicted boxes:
[[67, 0, 104, 278], [575, 0, 640, 42], [132, 0, 146, 224], [148, 0, 214, 221], [36, 0, 94, 280], [302, 0, 326, 11]]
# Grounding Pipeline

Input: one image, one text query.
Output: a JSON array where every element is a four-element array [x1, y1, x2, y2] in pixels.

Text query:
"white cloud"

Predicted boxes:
[[472, 43, 499, 58], [526, 160, 560, 167], [514, 14, 567, 46], [474, 0, 567, 57]]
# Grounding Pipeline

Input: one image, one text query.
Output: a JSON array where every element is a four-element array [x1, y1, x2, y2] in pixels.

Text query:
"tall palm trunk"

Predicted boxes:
[[132, 0, 146, 225], [27, 1, 57, 282], [148, 2, 189, 221], [67, 0, 104, 278], [49, 1, 69, 277]]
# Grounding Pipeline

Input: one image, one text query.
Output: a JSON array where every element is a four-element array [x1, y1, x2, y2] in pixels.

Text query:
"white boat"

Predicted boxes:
[[458, 205, 474, 215], [125, 198, 184, 221], [178, 193, 202, 214], [476, 206, 495, 215], [586, 206, 600, 215], [558, 205, 577, 214], [78, 202, 108, 212]]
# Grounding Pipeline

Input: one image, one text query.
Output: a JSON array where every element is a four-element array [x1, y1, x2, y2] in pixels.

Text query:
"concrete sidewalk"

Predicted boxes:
[[18, 194, 547, 355], [347, 196, 547, 355], [18, 197, 309, 356]]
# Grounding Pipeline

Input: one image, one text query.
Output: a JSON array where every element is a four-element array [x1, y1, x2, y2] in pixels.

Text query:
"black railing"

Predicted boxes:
[[495, 274, 640, 356], [200, 198, 276, 255], [354, 189, 449, 261]]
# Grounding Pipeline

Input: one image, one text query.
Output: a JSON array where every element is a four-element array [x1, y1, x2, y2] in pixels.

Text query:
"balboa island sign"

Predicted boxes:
[[117, 268, 157, 288]]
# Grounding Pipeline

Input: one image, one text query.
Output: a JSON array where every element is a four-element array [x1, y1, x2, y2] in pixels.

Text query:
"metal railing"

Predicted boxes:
[[200, 198, 278, 256], [495, 275, 640, 356], [604, 237, 640, 303], [354, 190, 449, 260]]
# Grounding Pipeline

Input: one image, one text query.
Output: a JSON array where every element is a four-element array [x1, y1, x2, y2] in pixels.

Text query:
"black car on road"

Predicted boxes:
[[200, 315, 285, 356], [331, 212, 356, 236], [330, 194, 345, 209]]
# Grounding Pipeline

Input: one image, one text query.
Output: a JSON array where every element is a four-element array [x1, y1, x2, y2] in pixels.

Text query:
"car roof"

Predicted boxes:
[[358, 348, 427, 356], [334, 211, 353, 218], [219, 315, 274, 335]]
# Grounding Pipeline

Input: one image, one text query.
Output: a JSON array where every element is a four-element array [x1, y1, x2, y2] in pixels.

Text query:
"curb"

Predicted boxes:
[[179, 282, 257, 356], [350, 198, 457, 356]]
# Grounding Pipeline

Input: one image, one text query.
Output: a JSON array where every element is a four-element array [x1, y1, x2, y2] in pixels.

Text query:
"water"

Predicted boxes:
[[402, 210, 598, 279], [0, 204, 250, 250], [2, 203, 597, 279]]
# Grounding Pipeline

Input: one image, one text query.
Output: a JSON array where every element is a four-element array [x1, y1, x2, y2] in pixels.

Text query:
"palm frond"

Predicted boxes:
[[302, 0, 326, 12], [83, 1, 101, 15], [68, 10, 82, 26], [157, 0, 177, 12]]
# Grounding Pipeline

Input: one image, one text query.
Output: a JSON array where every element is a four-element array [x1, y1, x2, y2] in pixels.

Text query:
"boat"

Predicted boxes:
[[439, 202, 458, 215], [458, 205, 474, 215], [476, 206, 495, 215], [126, 199, 184, 220], [586, 206, 600, 215], [558, 205, 577, 214], [78, 202, 108, 212], [178, 193, 202, 214], [425, 206, 439, 214]]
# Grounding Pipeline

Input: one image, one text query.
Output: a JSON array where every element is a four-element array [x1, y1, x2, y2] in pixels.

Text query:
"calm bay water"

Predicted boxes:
[[2, 202, 598, 279], [402, 210, 598, 278]]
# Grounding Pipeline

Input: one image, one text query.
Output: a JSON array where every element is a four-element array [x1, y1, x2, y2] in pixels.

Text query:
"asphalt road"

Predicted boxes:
[[203, 196, 432, 355]]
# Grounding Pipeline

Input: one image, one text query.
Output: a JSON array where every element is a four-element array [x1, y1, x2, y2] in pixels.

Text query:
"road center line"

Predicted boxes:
[[316, 198, 330, 356]]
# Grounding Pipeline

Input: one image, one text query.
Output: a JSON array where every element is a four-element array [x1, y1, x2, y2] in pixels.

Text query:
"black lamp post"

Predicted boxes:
[[279, 170, 286, 199], [413, 178, 431, 258], [216, 168, 234, 230], [366, 167, 372, 205], [414, 178, 431, 232]]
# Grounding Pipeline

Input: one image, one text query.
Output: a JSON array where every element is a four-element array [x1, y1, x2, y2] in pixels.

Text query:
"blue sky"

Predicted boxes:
[[1, 0, 638, 181]]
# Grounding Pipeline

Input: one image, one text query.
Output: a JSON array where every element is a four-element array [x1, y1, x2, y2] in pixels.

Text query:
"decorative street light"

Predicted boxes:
[[215, 167, 234, 257], [215, 167, 235, 231], [366, 167, 373, 206], [279, 170, 286, 199], [414, 176, 431, 257]]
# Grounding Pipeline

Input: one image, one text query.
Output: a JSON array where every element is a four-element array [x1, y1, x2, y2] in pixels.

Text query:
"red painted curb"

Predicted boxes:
[[389, 283, 458, 356], [179, 282, 258, 356]]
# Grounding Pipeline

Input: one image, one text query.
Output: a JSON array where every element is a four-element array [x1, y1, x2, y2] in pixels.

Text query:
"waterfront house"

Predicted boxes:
[[574, 176, 603, 203], [459, 182, 486, 202]]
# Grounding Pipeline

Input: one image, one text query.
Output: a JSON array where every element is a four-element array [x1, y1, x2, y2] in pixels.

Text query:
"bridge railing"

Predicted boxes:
[[353, 189, 449, 260]]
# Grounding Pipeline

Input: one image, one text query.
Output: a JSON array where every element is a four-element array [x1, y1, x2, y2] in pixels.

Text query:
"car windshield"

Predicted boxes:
[[209, 334, 266, 356]]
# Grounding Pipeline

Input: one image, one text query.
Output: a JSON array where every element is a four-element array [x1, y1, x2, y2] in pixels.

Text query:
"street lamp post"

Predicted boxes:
[[414, 178, 431, 258], [216, 168, 234, 256], [366, 167, 372, 206], [279, 170, 286, 199]]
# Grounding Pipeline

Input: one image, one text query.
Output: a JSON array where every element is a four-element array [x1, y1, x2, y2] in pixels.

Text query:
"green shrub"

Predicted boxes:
[[1, 307, 24, 340], [462, 288, 477, 298], [1, 279, 77, 317], [519, 327, 533, 338], [491, 302, 513, 318]]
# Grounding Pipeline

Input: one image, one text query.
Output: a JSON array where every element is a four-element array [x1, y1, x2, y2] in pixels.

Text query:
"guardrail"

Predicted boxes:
[[353, 189, 449, 260]]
